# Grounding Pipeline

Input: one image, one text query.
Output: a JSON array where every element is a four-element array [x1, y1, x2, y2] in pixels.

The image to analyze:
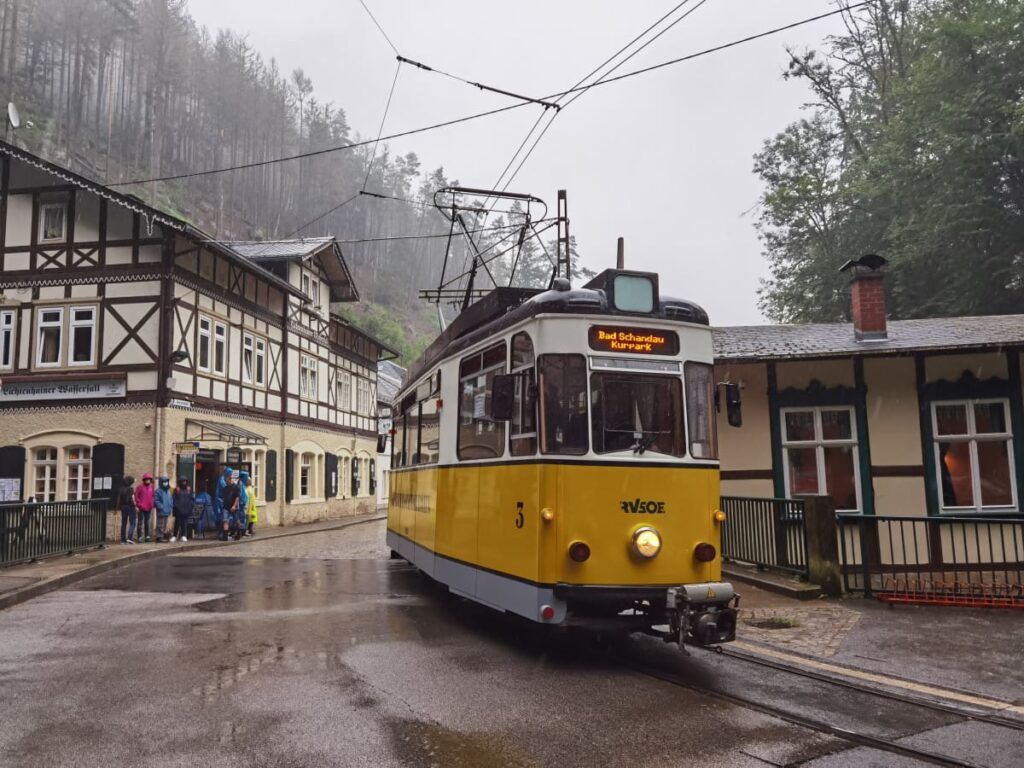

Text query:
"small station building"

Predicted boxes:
[[0, 140, 394, 534], [715, 256, 1024, 519]]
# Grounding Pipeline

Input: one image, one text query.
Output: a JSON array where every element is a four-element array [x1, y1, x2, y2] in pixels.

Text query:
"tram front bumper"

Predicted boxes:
[[667, 582, 738, 647]]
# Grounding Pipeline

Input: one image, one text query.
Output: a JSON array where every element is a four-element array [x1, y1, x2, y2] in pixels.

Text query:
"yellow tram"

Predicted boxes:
[[387, 269, 741, 648]]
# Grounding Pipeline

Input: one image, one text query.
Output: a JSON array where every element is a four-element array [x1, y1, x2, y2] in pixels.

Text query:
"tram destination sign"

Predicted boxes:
[[588, 326, 680, 355]]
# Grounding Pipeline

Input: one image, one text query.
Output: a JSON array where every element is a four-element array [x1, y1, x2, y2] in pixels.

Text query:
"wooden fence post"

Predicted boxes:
[[803, 495, 843, 596]]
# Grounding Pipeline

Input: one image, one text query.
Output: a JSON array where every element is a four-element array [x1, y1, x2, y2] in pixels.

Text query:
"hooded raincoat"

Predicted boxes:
[[155, 476, 173, 517]]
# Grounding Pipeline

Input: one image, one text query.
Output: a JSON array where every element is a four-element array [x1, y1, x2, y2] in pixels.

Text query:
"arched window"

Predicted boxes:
[[336, 452, 351, 498], [242, 448, 265, 501], [33, 447, 58, 502], [299, 452, 314, 497], [65, 445, 92, 501]]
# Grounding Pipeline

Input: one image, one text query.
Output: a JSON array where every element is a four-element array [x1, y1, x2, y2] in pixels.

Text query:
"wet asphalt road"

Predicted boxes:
[[0, 520, 1019, 767]]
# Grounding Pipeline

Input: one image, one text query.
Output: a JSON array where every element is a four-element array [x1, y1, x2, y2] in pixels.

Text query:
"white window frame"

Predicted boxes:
[[242, 334, 255, 384], [197, 316, 212, 372], [39, 202, 67, 242], [932, 398, 1017, 513], [68, 306, 97, 367], [243, 447, 264, 502], [780, 405, 862, 513], [339, 370, 352, 412], [35, 307, 64, 368], [356, 378, 370, 415], [302, 273, 321, 310], [32, 447, 58, 502], [64, 445, 92, 501], [299, 452, 313, 497], [213, 321, 228, 376], [254, 338, 267, 387], [300, 354, 318, 400], [0, 309, 15, 370]]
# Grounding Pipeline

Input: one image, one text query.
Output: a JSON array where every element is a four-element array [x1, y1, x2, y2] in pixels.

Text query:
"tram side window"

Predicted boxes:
[[538, 354, 589, 455], [458, 343, 507, 460], [418, 398, 440, 464], [393, 413, 406, 468], [510, 332, 537, 456], [405, 398, 419, 467], [685, 362, 718, 459]]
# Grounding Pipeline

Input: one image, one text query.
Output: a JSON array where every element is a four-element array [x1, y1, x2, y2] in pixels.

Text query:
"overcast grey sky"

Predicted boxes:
[[187, 0, 846, 325]]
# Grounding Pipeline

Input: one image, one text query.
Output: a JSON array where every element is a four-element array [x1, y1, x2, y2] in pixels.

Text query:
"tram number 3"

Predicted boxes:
[[515, 501, 524, 529]]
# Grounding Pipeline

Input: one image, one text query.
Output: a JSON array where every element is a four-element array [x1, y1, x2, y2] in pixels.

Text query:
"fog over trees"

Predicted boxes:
[[0, 0, 573, 361]]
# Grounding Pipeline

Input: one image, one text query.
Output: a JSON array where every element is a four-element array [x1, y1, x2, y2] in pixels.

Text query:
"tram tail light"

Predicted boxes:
[[694, 542, 717, 562], [568, 541, 591, 563], [540, 605, 556, 621], [713, 510, 726, 523]]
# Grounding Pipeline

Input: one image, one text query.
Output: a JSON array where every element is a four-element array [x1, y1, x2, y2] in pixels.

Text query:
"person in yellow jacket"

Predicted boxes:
[[244, 478, 258, 536]]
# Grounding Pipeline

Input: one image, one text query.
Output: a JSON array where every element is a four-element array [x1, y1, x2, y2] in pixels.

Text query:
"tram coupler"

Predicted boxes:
[[666, 583, 739, 651]]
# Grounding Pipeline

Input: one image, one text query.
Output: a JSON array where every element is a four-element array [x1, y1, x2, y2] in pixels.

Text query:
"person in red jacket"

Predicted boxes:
[[133, 473, 156, 543]]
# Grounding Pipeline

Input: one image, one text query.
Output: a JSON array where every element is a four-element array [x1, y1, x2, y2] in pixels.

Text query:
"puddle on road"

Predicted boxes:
[[387, 718, 537, 768], [194, 559, 423, 613]]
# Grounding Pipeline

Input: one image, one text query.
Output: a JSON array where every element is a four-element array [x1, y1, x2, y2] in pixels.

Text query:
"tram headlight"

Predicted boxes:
[[631, 526, 662, 559]]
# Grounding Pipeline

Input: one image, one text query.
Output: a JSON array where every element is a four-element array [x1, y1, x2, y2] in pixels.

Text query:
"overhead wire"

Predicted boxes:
[[357, 0, 400, 56], [486, 0, 701, 200], [107, 2, 873, 188], [397, 55, 560, 111], [362, 62, 403, 191], [488, 0, 712, 208]]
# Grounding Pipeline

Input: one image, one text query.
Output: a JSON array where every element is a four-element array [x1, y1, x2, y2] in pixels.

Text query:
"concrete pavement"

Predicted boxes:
[[2, 518, 1021, 766], [0, 511, 386, 612]]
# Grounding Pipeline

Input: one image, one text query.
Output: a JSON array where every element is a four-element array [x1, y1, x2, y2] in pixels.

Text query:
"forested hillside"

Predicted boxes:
[[0, 0, 571, 363], [756, 0, 1024, 323]]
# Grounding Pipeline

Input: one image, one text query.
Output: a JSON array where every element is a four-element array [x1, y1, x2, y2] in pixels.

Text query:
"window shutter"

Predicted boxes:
[[325, 453, 338, 498], [264, 449, 277, 502], [91, 443, 125, 509], [0, 446, 26, 502], [369, 459, 376, 495], [284, 449, 294, 503], [351, 457, 359, 497]]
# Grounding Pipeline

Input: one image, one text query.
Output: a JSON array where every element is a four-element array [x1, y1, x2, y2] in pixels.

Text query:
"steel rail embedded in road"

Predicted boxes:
[[619, 653, 988, 768], [626, 661, 978, 767], [717, 645, 1024, 733]]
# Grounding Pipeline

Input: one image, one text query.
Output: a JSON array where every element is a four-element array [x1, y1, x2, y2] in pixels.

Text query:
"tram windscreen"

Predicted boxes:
[[538, 355, 589, 455], [590, 373, 685, 457]]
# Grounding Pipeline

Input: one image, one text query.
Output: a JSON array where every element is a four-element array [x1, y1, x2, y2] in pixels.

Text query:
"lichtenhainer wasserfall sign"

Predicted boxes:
[[0, 378, 127, 402]]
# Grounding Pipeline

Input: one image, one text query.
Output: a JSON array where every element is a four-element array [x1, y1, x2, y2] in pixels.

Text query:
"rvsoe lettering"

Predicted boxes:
[[620, 499, 666, 514]]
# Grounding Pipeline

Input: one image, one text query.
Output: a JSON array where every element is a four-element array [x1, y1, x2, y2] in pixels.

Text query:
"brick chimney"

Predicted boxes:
[[839, 254, 888, 341]]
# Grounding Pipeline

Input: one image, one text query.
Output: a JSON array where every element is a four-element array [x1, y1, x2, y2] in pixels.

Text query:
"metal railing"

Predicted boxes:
[[837, 514, 1024, 606], [720, 496, 808, 578], [1, 499, 107, 568]]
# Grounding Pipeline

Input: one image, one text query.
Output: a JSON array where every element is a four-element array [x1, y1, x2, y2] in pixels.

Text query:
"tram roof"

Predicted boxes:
[[399, 280, 709, 398]]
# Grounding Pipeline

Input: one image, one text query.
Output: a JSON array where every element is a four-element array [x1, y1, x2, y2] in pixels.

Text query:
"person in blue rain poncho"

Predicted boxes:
[[236, 471, 251, 541], [214, 466, 232, 530], [217, 469, 242, 542]]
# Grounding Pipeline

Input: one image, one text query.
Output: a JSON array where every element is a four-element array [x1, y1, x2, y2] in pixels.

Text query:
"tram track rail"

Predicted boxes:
[[609, 640, 1024, 768], [717, 645, 1024, 733]]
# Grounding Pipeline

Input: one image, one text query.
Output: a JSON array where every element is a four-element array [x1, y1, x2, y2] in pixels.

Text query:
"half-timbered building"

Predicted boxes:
[[0, 140, 393, 535]]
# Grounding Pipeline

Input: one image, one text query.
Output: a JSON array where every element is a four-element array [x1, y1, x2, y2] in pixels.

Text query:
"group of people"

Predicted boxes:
[[116, 467, 258, 545]]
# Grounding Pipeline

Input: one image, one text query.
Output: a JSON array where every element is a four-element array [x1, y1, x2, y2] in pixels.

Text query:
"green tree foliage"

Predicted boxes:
[[756, 0, 1024, 322]]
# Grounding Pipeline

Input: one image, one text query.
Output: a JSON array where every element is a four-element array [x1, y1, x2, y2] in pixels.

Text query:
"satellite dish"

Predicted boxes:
[[7, 102, 20, 129]]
